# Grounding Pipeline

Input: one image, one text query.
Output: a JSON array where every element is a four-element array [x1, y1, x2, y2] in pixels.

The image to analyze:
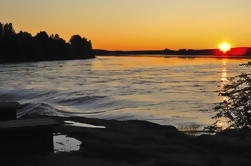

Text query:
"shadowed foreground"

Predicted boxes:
[[3, 116, 251, 166]]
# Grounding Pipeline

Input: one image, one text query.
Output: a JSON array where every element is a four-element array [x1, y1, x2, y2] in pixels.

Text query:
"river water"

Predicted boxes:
[[0, 56, 249, 128]]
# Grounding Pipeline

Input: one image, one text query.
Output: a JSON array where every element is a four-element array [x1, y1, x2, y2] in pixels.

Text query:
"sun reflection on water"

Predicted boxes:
[[217, 59, 230, 130], [215, 119, 229, 131], [221, 60, 229, 102], [220, 59, 228, 86]]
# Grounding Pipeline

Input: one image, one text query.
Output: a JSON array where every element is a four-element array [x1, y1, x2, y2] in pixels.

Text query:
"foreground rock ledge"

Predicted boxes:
[[3, 116, 251, 166]]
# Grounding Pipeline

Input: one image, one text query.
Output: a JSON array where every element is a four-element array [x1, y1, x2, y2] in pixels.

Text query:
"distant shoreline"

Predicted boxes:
[[94, 47, 251, 58], [97, 54, 251, 60]]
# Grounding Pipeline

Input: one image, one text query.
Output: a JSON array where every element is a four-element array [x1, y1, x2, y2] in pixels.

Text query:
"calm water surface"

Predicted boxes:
[[0, 56, 249, 128]]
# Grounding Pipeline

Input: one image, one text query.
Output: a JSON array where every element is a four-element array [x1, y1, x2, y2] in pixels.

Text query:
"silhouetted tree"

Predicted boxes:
[[50, 34, 61, 40], [18, 31, 32, 38], [0, 23, 3, 37], [70, 35, 94, 58], [69, 35, 83, 47], [35, 31, 49, 40], [209, 63, 251, 130], [3, 23, 15, 36], [0, 22, 95, 63]]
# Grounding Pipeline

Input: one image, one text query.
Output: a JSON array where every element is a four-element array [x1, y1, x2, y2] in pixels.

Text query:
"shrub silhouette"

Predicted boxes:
[[0, 22, 95, 63], [211, 63, 251, 130]]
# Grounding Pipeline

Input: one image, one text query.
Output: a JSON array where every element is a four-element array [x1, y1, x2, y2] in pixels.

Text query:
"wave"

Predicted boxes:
[[57, 96, 107, 105], [0, 87, 113, 117], [17, 102, 67, 118], [0, 87, 57, 101]]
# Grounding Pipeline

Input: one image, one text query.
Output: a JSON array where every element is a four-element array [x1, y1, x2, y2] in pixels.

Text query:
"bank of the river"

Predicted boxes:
[[3, 116, 251, 166]]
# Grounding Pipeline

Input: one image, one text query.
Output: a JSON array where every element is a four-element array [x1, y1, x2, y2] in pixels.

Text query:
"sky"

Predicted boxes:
[[1, 0, 251, 50]]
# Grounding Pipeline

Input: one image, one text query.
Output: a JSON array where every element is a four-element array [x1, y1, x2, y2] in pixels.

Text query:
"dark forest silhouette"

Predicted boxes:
[[0, 23, 95, 63]]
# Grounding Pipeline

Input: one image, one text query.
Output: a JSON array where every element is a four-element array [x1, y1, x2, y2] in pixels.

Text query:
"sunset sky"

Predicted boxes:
[[1, 0, 251, 50]]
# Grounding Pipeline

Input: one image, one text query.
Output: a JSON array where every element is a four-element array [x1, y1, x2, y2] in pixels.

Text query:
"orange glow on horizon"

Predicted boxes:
[[2, 1, 251, 50]]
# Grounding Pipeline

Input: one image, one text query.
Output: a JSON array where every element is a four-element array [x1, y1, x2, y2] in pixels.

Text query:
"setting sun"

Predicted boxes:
[[219, 42, 231, 53]]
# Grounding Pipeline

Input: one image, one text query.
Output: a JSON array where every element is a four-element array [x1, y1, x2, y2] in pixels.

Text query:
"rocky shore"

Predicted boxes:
[[3, 116, 251, 166]]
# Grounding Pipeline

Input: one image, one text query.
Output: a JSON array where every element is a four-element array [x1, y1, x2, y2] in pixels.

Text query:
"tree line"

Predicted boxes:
[[0, 23, 95, 63]]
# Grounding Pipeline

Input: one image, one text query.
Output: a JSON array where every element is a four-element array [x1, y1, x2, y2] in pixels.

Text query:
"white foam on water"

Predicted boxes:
[[64, 120, 106, 128]]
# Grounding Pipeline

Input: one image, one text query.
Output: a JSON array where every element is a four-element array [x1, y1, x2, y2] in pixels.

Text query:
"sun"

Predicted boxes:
[[219, 42, 231, 53]]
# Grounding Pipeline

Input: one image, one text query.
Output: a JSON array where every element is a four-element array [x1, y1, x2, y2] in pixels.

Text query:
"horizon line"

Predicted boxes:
[[94, 47, 251, 51]]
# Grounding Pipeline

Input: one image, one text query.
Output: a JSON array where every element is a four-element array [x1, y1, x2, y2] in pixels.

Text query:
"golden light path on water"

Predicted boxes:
[[221, 59, 229, 102], [221, 59, 228, 85], [216, 59, 230, 130]]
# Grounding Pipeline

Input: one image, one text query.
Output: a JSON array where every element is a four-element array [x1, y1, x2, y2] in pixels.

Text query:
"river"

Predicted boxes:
[[0, 56, 249, 129]]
